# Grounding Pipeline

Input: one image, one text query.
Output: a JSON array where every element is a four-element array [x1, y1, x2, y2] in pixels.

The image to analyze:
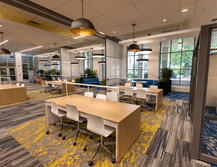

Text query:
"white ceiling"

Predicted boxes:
[[31, 0, 217, 36], [0, 0, 216, 53]]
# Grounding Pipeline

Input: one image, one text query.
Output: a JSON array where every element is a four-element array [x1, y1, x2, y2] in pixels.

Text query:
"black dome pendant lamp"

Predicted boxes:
[[128, 24, 140, 52], [70, 0, 96, 36], [0, 32, 11, 55], [51, 43, 60, 61]]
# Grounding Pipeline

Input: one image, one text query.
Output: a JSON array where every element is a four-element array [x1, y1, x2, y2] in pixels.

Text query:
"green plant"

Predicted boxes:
[[84, 68, 97, 78], [49, 69, 60, 75], [37, 69, 44, 75], [101, 80, 106, 85], [160, 68, 174, 81], [74, 77, 81, 83]]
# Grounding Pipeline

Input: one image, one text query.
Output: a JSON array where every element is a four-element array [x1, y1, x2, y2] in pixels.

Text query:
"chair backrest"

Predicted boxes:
[[84, 91, 94, 98], [107, 92, 118, 102], [124, 87, 133, 96], [136, 89, 147, 99], [16, 83, 20, 86], [150, 85, 158, 89], [96, 94, 107, 100], [87, 114, 105, 136], [125, 83, 131, 87], [20, 84, 25, 87], [136, 83, 143, 88], [50, 102, 59, 116], [66, 104, 79, 122], [44, 80, 49, 86]]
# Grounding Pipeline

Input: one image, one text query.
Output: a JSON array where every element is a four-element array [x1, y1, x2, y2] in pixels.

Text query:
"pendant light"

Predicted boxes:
[[136, 45, 150, 62], [128, 24, 140, 52], [51, 43, 60, 61], [136, 57, 149, 62], [75, 52, 86, 60], [70, 0, 96, 36], [92, 50, 104, 58], [71, 62, 79, 64], [0, 32, 11, 55], [98, 60, 106, 64]]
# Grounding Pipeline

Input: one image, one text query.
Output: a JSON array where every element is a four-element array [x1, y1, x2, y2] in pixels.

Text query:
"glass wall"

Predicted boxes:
[[127, 44, 149, 78], [0, 54, 16, 81], [21, 54, 34, 80], [160, 37, 195, 85], [84, 51, 93, 70]]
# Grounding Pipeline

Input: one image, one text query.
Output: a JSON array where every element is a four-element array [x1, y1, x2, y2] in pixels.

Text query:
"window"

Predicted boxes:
[[22, 54, 33, 80], [127, 45, 149, 78], [0, 54, 16, 80], [160, 37, 195, 85], [84, 51, 92, 70]]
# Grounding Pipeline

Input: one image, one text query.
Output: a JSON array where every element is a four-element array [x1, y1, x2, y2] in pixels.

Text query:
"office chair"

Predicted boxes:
[[150, 85, 158, 89], [107, 92, 118, 102], [41, 81, 51, 93], [119, 87, 134, 104], [16, 83, 20, 86], [20, 83, 25, 87], [50, 84, 62, 94], [84, 91, 94, 98], [96, 94, 107, 100], [84, 114, 116, 166], [136, 82, 143, 88], [62, 104, 92, 145], [136, 89, 154, 111], [46, 102, 66, 137]]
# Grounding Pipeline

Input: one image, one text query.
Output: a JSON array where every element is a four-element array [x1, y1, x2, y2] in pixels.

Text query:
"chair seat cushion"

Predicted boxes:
[[104, 125, 115, 137]]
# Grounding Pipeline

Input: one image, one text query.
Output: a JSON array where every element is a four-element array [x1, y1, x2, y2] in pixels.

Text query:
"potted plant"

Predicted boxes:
[[159, 68, 174, 95]]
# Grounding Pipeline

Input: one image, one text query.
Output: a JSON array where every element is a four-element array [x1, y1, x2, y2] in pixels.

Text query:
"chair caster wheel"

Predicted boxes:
[[62, 136, 65, 140], [88, 161, 93, 166], [73, 142, 76, 146], [58, 133, 62, 137], [46, 131, 49, 135], [83, 146, 87, 152], [112, 159, 116, 163], [90, 136, 93, 139]]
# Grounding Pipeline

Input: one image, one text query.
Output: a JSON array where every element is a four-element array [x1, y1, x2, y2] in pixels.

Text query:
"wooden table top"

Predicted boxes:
[[0, 84, 23, 90], [46, 94, 140, 123], [118, 86, 163, 93]]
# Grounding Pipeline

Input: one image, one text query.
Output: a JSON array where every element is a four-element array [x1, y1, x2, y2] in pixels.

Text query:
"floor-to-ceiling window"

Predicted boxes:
[[84, 51, 92, 70], [0, 54, 16, 81], [127, 44, 149, 78], [22, 54, 34, 80], [160, 37, 195, 85]]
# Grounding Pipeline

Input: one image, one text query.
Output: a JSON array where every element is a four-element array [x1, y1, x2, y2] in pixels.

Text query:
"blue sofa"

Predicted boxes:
[[82, 78, 100, 85], [132, 79, 160, 88]]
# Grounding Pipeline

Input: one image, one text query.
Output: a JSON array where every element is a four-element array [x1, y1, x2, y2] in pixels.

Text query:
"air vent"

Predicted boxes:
[[161, 28, 181, 33], [27, 20, 40, 26]]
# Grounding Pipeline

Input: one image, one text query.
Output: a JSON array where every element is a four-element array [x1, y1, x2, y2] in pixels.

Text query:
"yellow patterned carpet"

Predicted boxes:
[[9, 107, 167, 167]]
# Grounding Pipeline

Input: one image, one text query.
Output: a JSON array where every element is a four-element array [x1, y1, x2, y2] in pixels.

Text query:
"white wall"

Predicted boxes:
[[106, 39, 123, 85], [206, 55, 217, 107], [15, 52, 23, 82]]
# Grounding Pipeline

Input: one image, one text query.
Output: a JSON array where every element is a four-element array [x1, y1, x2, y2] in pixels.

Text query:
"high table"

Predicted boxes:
[[118, 86, 163, 111], [47, 81, 75, 94], [45, 94, 141, 162], [0, 84, 27, 106]]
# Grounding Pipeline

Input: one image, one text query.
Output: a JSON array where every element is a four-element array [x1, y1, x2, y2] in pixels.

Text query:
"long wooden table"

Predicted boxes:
[[45, 94, 141, 162], [118, 86, 163, 111], [47, 81, 75, 94], [0, 84, 27, 106]]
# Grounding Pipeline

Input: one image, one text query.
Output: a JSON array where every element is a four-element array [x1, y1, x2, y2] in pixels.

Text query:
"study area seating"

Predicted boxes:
[[84, 91, 94, 97], [16, 83, 20, 86], [46, 102, 66, 137], [107, 92, 119, 102], [85, 114, 116, 166], [82, 78, 100, 85], [96, 94, 107, 100], [62, 104, 91, 144], [21, 83, 25, 87], [132, 79, 160, 88]]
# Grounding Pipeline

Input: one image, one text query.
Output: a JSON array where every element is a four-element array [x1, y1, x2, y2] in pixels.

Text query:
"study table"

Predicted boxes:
[[118, 86, 163, 111], [45, 94, 141, 162], [0, 84, 27, 106], [47, 81, 75, 94]]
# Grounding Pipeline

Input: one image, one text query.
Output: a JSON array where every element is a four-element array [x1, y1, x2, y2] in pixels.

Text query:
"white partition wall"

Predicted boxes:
[[106, 39, 123, 85]]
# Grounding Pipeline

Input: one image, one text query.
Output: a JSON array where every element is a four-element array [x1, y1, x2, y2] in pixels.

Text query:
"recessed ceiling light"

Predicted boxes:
[[113, 31, 116, 34], [181, 9, 188, 13], [99, 31, 105, 35], [0, 25, 2, 28], [19, 45, 43, 53], [162, 19, 167, 22]]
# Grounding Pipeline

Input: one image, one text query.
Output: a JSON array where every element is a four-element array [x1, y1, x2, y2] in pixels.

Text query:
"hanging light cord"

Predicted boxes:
[[81, 0, 84, 18], [132, 24, 136, 43]]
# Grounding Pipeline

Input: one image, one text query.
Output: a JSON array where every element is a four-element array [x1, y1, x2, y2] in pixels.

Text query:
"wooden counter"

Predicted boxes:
[[0, 84, 27, 106]]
